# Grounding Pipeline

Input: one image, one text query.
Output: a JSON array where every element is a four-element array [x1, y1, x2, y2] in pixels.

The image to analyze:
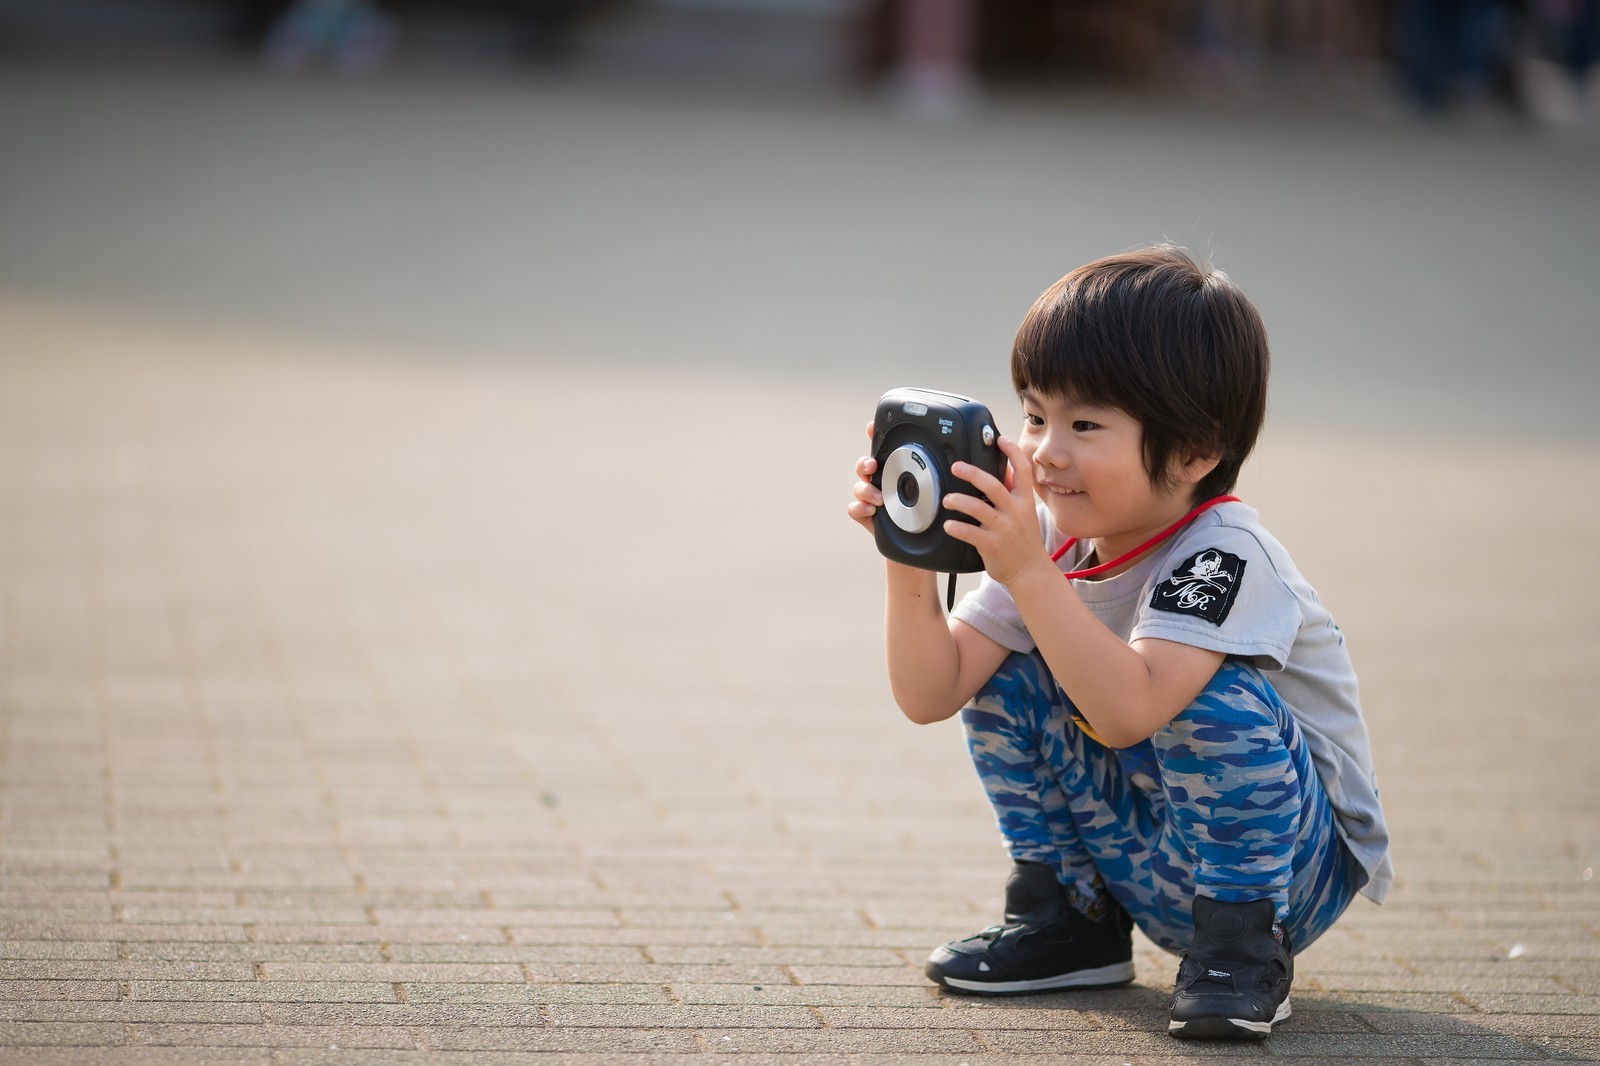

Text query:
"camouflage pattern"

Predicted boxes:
[[961, 652, 1358, 954]]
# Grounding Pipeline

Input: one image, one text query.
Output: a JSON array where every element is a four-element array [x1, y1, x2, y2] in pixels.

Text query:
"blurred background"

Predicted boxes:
[[2, 0, 1599, 435], [4, 0, 1600, 122]]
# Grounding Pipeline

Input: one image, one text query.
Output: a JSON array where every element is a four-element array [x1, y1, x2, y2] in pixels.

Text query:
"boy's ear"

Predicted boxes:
[[1173, 448, 1222, 489]]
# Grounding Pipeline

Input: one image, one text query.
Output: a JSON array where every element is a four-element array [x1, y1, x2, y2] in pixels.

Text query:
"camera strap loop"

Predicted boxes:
[[1050, 495, 1241, 580], [946, 572, 959, 612]]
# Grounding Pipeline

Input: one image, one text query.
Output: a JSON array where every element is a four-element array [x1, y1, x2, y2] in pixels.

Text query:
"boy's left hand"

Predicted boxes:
[[943, 436, 1052, 587]]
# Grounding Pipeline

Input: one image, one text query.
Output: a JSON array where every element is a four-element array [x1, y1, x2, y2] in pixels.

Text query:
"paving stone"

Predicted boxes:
[[261, 1004, 544, 1027], [526, 963, 792, 985], [1459, 992, 1600, 1015], [123, 944, 386, 964], [0, 961, 257, 982], [822, 1004, 1104, 1030], [1471, 1013, 1600, 1037], [276, 1049, 694, 1056], [526, 984, 674, 1005], [637, 946, 906, 967], [543, 1005, 820, 1029], [247, 927, 509, 946], [786, 966, 929, 987], [696, 1027, 987, 1054], [399, 983, 536, 1005], [382, 944, 642, 965], [0, 1053, 271, 1065], [0, 940, 119, 961], [257, 964, 525, 983], [0, 980, 119, 1001], [0, 1021, 128, 1046], [1527, 1038, 1600, 1058], [672, 984, 939, 1008], [129, 982, 399, 1004], [129, 1024, 422, 1050], [1263, 1032, 1546, 1058], [424, 1029, 700, 1053]]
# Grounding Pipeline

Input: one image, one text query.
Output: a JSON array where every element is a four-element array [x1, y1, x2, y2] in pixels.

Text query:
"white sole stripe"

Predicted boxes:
[[1167, 996, 1292, 1036], [939, 960, 1135, 994]]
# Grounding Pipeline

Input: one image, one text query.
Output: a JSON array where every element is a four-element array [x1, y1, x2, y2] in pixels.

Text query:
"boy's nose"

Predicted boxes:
[[1031, 436, 1067, 469]]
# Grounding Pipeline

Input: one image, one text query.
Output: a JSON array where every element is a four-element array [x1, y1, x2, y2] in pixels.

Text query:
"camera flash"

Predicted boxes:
[[902, 401, 929, 417]]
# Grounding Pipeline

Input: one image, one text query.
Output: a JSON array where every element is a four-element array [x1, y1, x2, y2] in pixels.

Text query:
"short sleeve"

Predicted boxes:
[[950, 572, 1035, 653], [1131, 524, 1301, 669]]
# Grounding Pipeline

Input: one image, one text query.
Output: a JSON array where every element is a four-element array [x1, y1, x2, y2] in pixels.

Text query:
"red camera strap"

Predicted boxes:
[[1049, 495, 1241, 580]]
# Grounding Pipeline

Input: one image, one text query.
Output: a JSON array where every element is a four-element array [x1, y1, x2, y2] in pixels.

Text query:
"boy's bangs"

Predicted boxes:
[[1010, 294, 1130, 411]]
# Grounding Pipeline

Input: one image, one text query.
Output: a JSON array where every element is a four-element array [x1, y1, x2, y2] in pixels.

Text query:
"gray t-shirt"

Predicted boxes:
[[951, 500, 1393, 904]]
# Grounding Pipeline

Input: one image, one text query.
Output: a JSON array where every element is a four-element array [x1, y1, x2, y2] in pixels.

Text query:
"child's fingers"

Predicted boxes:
[[941, 517, 979, 546], [850, 448, 882, 533], [950, 459, 1007, 501], [940, 491, 996, 526], [846, 497, 878, 530], [993, 436, 1033, 495]]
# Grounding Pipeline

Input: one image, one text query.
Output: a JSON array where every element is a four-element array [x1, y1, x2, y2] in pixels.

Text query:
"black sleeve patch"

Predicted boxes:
[[1149, 549, 1246, 626]]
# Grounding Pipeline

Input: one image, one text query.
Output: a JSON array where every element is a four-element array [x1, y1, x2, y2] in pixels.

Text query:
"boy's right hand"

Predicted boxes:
[[847, 420, 882, 533]]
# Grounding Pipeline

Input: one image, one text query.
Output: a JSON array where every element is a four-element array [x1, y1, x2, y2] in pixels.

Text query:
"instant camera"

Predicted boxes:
[[870, 387, 1005, 576]]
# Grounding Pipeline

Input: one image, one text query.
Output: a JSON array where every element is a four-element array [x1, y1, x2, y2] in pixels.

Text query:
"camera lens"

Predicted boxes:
[[880, 442, 940, 534], [896, 471, 920, 508]]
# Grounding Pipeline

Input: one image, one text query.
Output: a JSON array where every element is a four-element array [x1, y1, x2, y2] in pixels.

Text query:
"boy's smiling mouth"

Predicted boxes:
[[1037, 479, 1083, 497]]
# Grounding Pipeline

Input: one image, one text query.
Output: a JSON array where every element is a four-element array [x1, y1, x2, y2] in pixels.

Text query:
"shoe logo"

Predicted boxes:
[[978, 962, 991, 972], [1206, 969, 1231, 978]]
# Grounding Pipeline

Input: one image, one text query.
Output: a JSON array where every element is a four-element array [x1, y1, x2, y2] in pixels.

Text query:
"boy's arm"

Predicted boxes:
[[882, 562, 1012, 724], [942, 437, 1224, 748], [850, 435, 1011, 724], [1004, 560, 1224, 746]]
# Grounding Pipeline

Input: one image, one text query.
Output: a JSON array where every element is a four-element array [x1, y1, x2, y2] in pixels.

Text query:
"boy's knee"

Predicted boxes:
[[965, 650, 1055, 715], [1152, 660, 1288, 757], [962, 651, 1075, 754]]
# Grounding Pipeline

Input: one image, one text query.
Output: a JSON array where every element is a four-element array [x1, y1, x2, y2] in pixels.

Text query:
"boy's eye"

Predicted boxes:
[[1072, 420, 1100, 432], [1024, 413, 1045, 427]]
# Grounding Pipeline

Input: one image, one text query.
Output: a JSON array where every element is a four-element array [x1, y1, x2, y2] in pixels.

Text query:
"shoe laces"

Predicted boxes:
[[962, 922, 1019, 945]]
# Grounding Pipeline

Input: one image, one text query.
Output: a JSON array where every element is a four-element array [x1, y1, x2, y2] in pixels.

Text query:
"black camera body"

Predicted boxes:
[[871, 387, 1005, 573]]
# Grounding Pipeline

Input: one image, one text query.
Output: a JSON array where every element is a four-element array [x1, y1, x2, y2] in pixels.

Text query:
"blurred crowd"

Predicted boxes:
[[3, 0, 1596, 124]]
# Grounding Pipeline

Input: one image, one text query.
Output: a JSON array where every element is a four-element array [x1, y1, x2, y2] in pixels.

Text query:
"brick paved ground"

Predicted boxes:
[[1, 62, 1598, 1063]]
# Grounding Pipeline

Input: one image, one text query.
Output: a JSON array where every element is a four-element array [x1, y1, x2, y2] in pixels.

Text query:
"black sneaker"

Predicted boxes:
[[925, 861, 1135, 995], [1168, 896, 1293, 1039]]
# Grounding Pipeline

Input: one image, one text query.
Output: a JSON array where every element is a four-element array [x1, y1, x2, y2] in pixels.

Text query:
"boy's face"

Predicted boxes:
[[1017, 389, 1200, 561]]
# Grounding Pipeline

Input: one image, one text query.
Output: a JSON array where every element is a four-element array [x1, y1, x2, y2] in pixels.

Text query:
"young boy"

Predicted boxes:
[[847, 245, 1391, 1040]]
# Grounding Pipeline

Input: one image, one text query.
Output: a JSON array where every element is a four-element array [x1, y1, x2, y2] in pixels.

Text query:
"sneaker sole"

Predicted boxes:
[[933, 960, 1136, 996], [1168, 996, 1291, 1040]]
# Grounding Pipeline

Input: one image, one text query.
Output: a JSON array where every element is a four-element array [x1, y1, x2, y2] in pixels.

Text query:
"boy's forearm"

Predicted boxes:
[[1004, 561, 1170, 746], [882, 562, 963, 723]]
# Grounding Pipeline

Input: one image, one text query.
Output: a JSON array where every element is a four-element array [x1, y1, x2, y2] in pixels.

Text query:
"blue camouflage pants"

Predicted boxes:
[[962, 651, 1360, 955]]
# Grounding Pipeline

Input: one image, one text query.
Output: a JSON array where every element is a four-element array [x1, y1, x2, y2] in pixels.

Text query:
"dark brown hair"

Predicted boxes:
[[1011, 245, 1269, 503]]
